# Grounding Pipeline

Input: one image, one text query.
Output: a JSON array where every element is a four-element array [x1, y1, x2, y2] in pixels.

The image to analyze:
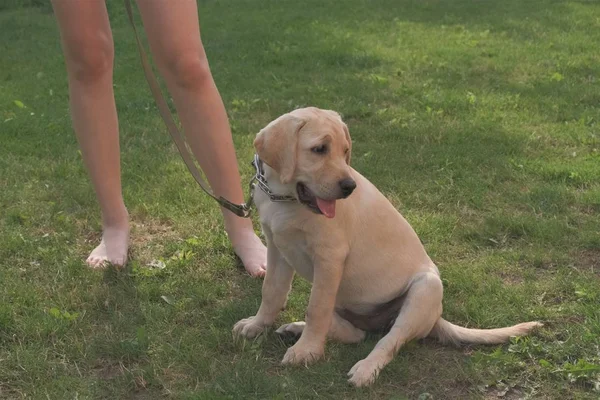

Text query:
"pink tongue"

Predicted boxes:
[[316, 198, 336, 218]]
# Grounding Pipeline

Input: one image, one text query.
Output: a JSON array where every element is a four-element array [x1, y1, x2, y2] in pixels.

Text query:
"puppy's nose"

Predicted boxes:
[[339, 178, 357, 198]]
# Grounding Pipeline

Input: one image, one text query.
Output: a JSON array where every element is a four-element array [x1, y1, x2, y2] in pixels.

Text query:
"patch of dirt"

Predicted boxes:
[[133, 373, 148, 391], [0, 383, 25, 399], [484, 386, 526, 400], [572, 249, 600, 276], [431, 381, 473, 400], [497, 271, 525, 285], [553, 314, 585, 325], [158, 367, 191, 391], [129, 218, 180, 265], [130, 391, 157, 400], [94, 361, 124, 380], [399, 345, 474, 399]]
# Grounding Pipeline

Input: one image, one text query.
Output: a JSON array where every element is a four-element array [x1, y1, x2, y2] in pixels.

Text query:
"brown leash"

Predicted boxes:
[[124, 0, 253, 218]]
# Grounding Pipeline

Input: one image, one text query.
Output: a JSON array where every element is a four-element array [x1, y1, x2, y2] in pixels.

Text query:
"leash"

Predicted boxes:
[[123, 0, 253, 218]]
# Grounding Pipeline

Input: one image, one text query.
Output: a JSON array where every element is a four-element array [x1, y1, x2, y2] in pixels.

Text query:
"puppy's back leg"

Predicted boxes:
[[330, 312, 366, 343], [347, 272, 443, 387], [276, 312, 366, 344]]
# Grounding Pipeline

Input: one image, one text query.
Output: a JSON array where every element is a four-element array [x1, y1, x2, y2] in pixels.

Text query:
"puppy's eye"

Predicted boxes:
[[311, 144, 328, 154]]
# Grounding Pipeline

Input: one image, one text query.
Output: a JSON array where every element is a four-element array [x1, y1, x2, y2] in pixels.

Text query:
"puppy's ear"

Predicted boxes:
[[254, 114, 307, 184], [342, 122, 352, 165]]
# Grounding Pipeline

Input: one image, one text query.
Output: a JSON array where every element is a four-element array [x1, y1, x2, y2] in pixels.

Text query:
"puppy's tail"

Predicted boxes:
[[429, 318, 543, 346]]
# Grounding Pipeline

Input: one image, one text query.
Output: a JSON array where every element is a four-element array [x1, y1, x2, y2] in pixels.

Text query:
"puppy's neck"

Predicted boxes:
[[262, 164, 296, 197]]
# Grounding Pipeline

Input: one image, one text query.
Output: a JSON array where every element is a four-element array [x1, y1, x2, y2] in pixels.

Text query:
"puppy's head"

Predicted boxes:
[[254, 107, 354, 218]]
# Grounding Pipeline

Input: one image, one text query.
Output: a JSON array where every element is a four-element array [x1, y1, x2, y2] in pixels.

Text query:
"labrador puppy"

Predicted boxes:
[[233, 107, 541, 387]]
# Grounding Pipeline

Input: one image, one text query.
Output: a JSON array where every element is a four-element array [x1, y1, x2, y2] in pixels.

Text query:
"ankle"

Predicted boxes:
[[224, 218, 254, 239], [101, 207, 129, 230]]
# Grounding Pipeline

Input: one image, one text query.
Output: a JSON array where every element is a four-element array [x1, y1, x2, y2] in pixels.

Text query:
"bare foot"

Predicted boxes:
[[86, 224, 129, 268], [227, 228, 267, 277]]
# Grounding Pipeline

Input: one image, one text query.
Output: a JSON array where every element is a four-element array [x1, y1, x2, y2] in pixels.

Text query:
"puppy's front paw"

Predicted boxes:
[[232, 316, 266, 339], [347, 358, 381, 387], [281, 342, 323, 366]]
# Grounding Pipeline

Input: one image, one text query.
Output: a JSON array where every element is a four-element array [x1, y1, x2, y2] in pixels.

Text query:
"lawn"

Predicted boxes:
[[1, 0, 599, 398]]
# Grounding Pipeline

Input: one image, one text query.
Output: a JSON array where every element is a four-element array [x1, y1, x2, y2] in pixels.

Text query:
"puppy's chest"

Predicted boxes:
[[262, 218, 314, 282], [275, 235, 314, 281], [257, 196, 316, 280]]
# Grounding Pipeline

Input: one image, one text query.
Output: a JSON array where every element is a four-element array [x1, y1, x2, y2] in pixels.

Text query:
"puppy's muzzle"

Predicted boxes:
[[339, 178, 357, 198]]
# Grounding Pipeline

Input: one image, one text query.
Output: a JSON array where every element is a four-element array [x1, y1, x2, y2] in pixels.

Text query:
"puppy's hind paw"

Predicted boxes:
[[275, 321, 306, 341]]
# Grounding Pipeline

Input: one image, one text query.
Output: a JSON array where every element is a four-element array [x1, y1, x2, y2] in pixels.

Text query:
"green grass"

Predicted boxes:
[[1, 0, 599, 398]]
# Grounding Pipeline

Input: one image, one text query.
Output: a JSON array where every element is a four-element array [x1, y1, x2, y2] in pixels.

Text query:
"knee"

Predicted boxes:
[[424, 273, 444, 302], [66, 33, 114, 84], [422, 273, 444, 321], [165, 52, 212, 90]]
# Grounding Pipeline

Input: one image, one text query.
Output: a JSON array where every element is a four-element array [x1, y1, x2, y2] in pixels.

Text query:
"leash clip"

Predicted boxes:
[[217, 198, 252, 218], [217, 163, 258, 218]]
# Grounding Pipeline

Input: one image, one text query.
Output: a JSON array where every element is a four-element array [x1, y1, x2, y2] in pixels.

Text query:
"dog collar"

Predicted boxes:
[[251, 154, 298, 203]]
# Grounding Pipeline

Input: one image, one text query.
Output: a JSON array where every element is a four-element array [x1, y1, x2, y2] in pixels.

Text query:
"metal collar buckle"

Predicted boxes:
[[251, 154, 297, 203]]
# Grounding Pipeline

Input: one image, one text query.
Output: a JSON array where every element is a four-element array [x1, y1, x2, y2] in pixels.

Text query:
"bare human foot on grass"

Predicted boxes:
[[227, 228, 267, 277], [86, 223, 129, 268]]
